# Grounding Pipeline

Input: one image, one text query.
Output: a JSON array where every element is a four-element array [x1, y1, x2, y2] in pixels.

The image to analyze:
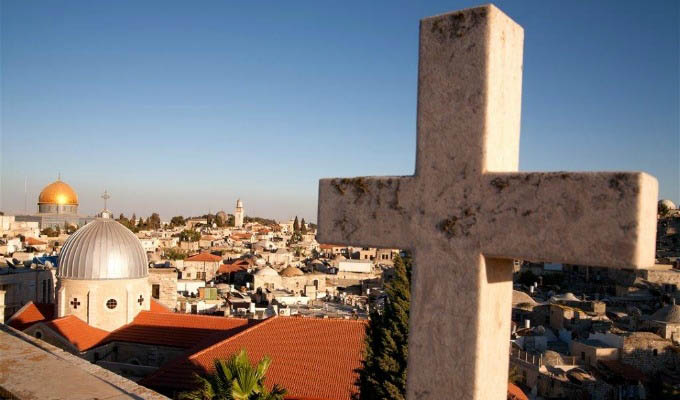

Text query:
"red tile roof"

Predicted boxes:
[[507, 383, 528, 400], [319, 244, 343, 250], [7, 302, 55, 331], [186, 253, 222, 262], [25, 237, 47, 245], [142, 316, 366, 400], [100, 311, 251, 349], [42, 315, 110, 351], [218, 261, 249, 274], [149, 299, 172, 313]]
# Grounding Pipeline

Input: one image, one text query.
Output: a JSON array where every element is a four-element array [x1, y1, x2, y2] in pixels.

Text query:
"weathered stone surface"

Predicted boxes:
[[0, 324, 168, 399], [317, 4, 658, 400]]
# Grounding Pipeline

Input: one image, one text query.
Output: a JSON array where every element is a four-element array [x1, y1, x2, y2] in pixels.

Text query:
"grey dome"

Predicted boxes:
[[58, 218, 148, 280]]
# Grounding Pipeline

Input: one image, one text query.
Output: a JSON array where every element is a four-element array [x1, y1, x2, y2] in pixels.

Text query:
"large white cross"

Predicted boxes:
[[317, 5, 658, 400]]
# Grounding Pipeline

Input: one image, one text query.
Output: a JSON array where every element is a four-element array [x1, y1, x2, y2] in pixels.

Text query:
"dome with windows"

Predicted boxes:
[[58, 215, 148, 280]]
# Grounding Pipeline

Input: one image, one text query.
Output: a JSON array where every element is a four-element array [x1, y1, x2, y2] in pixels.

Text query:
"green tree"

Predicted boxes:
[[165, 247, 186, 260], [180, 349, 286, 400], [293, 216, 299, 232], [148, 212, 161, 230], [300, 218, 307, 234], [357, 254, 411, 400], [180, 229, 201, 242], [170, 216, 185, 227], [131, 213, 137, 225]]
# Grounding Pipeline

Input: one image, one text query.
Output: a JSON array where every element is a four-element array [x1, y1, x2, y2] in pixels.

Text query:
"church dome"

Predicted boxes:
[[254, 266, 279, 277], [58, 217, 148, 280], [39, 180, 79, 205], [280, 265, 304, 277]]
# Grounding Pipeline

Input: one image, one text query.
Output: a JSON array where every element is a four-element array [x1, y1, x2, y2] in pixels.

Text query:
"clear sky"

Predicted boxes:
[[1, 0, 678, 222]]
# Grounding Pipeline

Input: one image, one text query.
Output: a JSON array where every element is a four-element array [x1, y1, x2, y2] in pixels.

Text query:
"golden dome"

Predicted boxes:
[[38, 180, 79, 205]]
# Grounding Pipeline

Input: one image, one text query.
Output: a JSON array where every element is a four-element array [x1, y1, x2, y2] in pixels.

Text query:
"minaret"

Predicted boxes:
[[234, 199, 244, 228]]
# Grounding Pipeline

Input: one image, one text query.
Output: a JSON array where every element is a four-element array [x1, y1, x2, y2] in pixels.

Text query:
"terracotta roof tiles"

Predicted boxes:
[[142, 316, 366, 400], [7, 302, 55, 331], [100, 311, 251, 349], [186, 253, 222, 262], [43, 315, 110, 351]]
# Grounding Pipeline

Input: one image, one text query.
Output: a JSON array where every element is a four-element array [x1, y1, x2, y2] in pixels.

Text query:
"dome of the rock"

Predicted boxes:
[[39, 180, 79, 205], [58, 216, 148, 280]]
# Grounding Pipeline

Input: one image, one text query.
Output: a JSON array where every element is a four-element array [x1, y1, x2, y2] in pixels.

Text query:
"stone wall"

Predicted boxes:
[[621, 332, 679, 374], [149, 268, 178, 310]]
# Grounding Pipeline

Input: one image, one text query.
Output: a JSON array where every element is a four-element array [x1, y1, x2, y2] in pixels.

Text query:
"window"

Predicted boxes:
[[35, 330, 42, 339], [106, 299, 117, 309], [152, 284, 160, 299], [653, 349, 658, 356]]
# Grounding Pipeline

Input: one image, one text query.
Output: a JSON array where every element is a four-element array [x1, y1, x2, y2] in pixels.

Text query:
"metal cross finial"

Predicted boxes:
[[138, 294, 144, 306], [101, 190, 111, 210]]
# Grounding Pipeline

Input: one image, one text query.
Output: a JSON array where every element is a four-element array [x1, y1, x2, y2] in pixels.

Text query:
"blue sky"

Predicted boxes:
[[1, 0, 678, 222]]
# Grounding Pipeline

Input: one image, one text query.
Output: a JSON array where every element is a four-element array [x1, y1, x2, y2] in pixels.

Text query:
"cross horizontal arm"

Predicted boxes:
[[479, 171, 658, 268], [317, 176, 417, 249]]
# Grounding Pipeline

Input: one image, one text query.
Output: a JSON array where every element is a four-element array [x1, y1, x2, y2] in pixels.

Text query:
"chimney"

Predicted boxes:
[[524, 319, 531, 329], [272, 304, 279, 315], [249, 302, 256, 314], [529, 286, 534, 294]]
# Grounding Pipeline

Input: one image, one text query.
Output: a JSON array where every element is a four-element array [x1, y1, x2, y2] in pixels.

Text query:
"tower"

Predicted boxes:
[[234, 199, 244, 228]]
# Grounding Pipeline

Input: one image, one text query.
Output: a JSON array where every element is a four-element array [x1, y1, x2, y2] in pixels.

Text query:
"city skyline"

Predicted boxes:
[[1, 0, 678, 221]]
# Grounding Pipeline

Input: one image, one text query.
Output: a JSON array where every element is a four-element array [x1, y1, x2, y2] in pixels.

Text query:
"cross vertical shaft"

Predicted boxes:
[[317, 4, 658, 400]]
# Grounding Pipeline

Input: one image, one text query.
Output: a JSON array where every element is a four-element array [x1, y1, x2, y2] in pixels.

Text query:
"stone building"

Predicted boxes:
[[0, 265, 55, 323], [56, 212, 151, 332], [620, 331, 679, 374], [148, 267, 178, 311], [180, 252, 222, 281], [645, 299, 680, 341]]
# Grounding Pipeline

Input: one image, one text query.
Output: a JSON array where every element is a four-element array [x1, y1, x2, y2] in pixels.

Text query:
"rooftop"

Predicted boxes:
[[6, 301, 55, 331], [0, 323, 167, 399], [186, 252, 222, 262], [142, 316, 367, 400]]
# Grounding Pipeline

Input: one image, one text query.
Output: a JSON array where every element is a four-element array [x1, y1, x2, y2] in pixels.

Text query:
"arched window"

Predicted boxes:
[[35, 330, 43, 339], [106, 299, 118, 309]]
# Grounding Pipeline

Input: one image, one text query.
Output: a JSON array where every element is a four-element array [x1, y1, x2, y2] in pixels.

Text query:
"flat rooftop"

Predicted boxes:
[[0, 324, 168, 400]]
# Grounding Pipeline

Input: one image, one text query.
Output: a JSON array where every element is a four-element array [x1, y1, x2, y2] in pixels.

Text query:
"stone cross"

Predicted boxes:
[[70, 298, 80, 309], [317, 5, 657, 400]]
